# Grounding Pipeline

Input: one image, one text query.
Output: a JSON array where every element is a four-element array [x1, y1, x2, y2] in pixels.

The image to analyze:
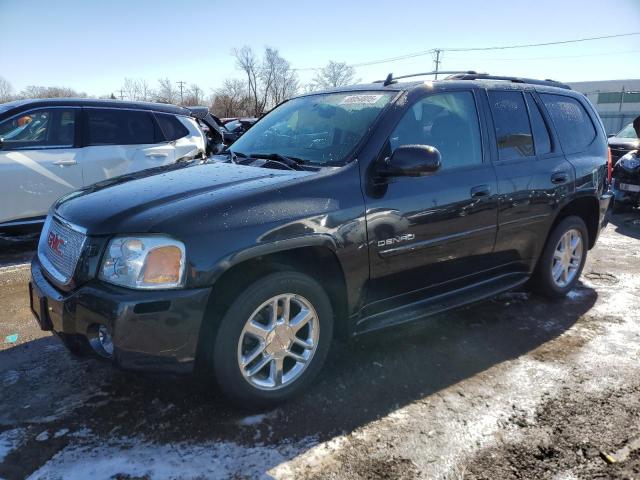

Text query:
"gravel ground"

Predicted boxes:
[[0, 212, 638, 480]]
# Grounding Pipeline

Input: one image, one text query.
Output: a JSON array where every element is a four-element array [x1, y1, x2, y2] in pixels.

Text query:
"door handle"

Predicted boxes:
[[551, 172, 569, 184], [145, 152, 169, 158], [470, 185, 491, 198], [53, 160, 77, 166]]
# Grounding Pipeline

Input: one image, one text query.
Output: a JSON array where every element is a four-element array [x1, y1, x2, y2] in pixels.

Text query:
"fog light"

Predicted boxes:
[[98, 325, 114, 356]]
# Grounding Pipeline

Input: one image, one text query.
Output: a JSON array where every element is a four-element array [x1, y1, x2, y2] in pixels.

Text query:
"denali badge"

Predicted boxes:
[[378, 233, 415, 247], [47, 232, 66, 256]]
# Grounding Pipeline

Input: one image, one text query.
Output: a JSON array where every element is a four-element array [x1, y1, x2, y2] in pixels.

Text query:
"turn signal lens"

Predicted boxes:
[[607, 147, 612, 184], [143, 246, 183, 284]]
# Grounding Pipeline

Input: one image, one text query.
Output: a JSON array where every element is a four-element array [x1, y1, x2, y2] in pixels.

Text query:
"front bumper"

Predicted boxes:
[[29, 258, 211, 373]]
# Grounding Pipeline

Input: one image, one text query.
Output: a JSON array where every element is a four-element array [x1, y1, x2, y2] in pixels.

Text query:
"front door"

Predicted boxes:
[[0, 108, 83, 224], [364, 90, 498, 315]]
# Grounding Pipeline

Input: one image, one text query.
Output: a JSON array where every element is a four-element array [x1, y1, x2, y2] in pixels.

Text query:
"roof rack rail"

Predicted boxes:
[[375, 71, 481, 86], [444, 73, 571, 90]]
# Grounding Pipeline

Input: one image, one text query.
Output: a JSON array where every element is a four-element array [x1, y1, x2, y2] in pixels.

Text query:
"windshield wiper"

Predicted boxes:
[[221, 150, 248, 164], [249, 153, 305, 170]]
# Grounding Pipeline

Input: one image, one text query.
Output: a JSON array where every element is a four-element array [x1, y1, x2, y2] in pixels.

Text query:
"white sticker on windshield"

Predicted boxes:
[[339, 94, 384, 105]]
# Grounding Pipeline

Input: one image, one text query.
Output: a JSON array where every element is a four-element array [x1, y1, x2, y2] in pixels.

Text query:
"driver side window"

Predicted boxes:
[[389, 91, 483, 170]]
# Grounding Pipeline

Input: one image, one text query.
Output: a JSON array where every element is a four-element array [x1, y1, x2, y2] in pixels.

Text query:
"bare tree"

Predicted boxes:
[[155, 77, 178, 104], [233, 46, 260, 115], [312, 61, 357, 90], [211, 79, 251, 118], [233, 46, 298, 116], [184, 83, 205, 106], [0, 76, 13, 103], [122, 78, 141, 101], [19, 85, 87, 98], [262, 48, 298, 107]]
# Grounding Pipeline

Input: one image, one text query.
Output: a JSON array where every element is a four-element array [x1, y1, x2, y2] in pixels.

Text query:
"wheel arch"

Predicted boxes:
[[195, 239, 350, 369], [549, 194, 600, 250]]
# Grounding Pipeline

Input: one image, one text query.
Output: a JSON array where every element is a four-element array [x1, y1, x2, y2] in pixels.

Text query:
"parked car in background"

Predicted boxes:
[[0, 99, 206, 236], [29, 73, 610, 407], [611, 149, 640, 210], [608, 122, 639, 165], [221, 117, 258, 144]]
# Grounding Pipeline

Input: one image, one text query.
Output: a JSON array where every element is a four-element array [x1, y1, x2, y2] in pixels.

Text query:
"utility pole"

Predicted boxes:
[[433, 49, 442, 79], [177, 81, 186, 105], [117, 89, 125, 100]]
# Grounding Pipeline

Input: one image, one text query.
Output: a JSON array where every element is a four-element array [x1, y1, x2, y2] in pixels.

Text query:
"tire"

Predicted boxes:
[[532, 215, 589, 299], [210, 271, 333, 409]]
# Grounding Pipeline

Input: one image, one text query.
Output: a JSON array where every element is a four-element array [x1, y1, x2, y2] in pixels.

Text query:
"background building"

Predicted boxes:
[[569, 79, 640, 134]]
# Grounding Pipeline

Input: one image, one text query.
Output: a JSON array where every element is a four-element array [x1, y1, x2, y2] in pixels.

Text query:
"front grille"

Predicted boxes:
[[38, 216, 86, 285]]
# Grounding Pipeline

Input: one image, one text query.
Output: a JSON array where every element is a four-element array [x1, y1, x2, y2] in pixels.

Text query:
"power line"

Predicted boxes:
[[293, 32, 640, 71], [444, 49, 640, 62]]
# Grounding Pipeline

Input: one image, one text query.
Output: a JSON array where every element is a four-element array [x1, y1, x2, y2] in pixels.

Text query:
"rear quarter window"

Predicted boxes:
[[156, 114, 189, 141], [539, 94, 596, 154]]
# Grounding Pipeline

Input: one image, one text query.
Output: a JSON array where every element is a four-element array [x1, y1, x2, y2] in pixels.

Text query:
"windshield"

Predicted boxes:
[[230, 92, 394, 166], [616, 123, 638, 139]]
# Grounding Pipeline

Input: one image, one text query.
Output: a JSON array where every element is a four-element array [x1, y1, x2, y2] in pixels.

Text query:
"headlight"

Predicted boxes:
[[619, 151, 640, 169], [99, 236, 186, 289]]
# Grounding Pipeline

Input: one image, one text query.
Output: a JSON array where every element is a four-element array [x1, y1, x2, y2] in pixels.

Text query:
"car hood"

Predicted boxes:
[[608, 137, 640, 149], [54, 161, 314, 235]]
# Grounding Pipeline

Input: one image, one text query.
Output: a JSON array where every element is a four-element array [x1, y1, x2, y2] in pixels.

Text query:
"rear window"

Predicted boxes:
[[488, 91, 534, 161], [85, 108, 156, 146], [156, 114, 189, 141], [540, 94, 596, 154]]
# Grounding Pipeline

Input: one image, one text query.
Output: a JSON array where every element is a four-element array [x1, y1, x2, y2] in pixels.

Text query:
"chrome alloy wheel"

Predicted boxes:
[[551, 228, 583, 288], [237, 294, 319, 390]]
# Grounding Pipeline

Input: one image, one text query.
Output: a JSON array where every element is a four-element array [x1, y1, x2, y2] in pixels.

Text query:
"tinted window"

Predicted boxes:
[[156, 114, 189, 141], [525, 93, 551, 155], [540, 94, 596, 154], [230, 92, 394, 166], [0, 109, 75, 149], [390, 91, 482, 170], [85, 109, 156, 146], [488, 91, 534, 160]]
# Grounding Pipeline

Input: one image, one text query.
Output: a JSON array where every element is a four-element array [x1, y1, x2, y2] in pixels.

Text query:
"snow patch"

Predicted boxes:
[[0, 428, 25, 463], [27, 435, 316, 480]]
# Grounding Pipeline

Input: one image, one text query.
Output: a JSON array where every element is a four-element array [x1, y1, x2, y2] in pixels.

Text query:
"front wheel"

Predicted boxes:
[[210, 271, 333, 409], [533, 216, 588, 299]]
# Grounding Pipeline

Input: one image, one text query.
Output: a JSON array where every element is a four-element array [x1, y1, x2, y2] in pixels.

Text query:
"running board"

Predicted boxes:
[[354, 273, 529, 335]]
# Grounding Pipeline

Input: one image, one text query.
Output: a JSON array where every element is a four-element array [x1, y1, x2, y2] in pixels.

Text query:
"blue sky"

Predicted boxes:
[[1, 0, 639, 97]]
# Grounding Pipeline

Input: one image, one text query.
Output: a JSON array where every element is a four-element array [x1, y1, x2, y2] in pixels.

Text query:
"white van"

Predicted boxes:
[[0, 99, 207, 234]]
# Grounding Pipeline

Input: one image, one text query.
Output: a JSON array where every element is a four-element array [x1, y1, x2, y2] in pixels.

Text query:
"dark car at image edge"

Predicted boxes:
[[29, 72, 611, 407]]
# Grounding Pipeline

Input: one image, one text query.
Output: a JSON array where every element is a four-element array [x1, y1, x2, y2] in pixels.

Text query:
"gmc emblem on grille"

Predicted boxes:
[[47, 232, 66, 256]]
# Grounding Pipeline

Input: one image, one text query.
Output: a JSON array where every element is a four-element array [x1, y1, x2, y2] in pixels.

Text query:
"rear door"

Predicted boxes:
[[486, 89, 574, 272], [364, 90, 499, 314], [0, 107, 83, 224], [79, 108, 175, 186]]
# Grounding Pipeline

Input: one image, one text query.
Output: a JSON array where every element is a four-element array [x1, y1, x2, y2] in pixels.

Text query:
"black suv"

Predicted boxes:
[[29, 72, 611, 407]]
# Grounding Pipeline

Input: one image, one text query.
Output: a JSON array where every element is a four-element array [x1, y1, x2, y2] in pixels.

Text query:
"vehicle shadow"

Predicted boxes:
[[0, 284, 597, 479], [608, 210, 640, 241]]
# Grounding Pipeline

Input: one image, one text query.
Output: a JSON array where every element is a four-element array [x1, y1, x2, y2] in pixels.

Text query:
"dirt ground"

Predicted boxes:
[[0, 212, 639, 480]]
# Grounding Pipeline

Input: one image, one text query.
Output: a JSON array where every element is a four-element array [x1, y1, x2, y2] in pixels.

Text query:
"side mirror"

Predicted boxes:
[[380, 145, 441, 177]]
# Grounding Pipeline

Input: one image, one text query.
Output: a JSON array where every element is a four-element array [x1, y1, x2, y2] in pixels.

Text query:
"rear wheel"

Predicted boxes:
[[210, 271, 333, 408], [533, 216, 588, 299]]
